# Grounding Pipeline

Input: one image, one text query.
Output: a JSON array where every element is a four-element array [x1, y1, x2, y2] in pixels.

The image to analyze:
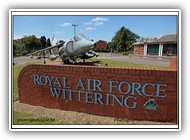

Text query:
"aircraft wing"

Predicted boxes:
[[26, 42, 64, 56]]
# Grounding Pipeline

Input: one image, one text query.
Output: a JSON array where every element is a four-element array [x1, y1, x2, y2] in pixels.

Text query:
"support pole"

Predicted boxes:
[[43, 51, 46, 64]]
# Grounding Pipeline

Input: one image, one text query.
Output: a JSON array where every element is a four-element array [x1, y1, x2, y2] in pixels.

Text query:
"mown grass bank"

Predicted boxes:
[[89, 58, 168, 69]]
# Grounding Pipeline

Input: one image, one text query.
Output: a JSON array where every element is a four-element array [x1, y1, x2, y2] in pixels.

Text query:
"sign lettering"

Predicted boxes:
[[33, 74, 167, 109]]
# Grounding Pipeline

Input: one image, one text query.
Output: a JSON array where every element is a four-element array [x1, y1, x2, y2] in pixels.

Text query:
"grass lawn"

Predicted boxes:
[[88, 58, 168, 69], [13, 64, 26, 101], [13, 111, 69, 125]]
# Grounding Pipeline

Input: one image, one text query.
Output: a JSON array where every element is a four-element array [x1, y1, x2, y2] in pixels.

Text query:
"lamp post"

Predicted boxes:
[[72, 24, 78, 36]]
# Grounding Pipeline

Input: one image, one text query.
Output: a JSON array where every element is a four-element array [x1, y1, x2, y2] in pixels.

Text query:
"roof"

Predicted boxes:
[[133, 34, 177, 45], [156, 34, 177, 43], [97, 40, 107, 43], [133, 42, 144, 45]]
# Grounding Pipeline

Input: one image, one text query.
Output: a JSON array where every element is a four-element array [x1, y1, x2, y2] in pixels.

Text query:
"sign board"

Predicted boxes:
[[18, 64, 178, 123]]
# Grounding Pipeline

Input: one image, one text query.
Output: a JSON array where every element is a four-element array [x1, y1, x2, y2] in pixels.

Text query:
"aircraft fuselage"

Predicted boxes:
[[59, 35, 96, 57]]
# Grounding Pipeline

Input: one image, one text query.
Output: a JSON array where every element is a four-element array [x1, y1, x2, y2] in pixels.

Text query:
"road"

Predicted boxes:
[[13, 55, 170, 67], [13, 56, 53, 65]]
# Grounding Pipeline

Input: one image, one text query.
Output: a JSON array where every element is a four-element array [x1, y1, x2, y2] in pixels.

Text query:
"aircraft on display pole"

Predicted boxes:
[[27, 24, 98, 64]]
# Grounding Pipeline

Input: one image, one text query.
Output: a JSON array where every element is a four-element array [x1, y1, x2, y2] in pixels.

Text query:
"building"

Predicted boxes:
[[133, 34, 177, 56], [93, 40, 109, 52]]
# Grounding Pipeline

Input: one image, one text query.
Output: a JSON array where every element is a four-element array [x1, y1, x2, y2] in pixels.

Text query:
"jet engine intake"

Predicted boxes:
[[63, 40, 74, 54]]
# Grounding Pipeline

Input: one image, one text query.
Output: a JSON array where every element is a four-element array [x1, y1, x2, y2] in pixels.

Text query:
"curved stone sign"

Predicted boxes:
[[18, 64, 178, 123]]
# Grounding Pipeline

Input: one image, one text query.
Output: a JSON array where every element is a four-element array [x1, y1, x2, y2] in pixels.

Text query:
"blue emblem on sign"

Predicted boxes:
[[143, 99, 159, 110]]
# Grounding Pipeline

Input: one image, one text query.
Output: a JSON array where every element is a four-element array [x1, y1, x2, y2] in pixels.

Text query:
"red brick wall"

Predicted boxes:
[[134, 45, 144, 55], [94, 40, 108, 51], [170, 58, 177, 70], [18, 64, 178, 123]]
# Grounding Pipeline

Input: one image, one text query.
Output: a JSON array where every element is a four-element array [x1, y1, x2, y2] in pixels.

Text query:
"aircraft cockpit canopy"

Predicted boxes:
[[73, 33, 91, 42]]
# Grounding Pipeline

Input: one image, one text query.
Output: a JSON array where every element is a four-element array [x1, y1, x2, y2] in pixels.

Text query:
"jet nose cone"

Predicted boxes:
[[80, 39, 96, 51]]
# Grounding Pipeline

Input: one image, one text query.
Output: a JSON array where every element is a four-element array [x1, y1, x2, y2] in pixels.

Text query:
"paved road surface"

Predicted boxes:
[[13, 56, 52, 65], [13, 56, 170, 67]]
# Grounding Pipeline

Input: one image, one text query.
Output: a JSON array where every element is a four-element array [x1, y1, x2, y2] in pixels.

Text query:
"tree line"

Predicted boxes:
[[13, 35, 52, 57], [13, 26, 144, 57]]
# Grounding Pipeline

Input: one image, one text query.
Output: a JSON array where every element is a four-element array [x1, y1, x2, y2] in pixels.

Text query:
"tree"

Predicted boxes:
[[111, 26, 139, 52], [13, 39, 24, 52], [108, 41, 116, 52], [13, 44, 17, 57], [46, 38, 52, 47], [21, 35, 41, 53], [40, 36, 47, 49], [139, 36, 157, 42]]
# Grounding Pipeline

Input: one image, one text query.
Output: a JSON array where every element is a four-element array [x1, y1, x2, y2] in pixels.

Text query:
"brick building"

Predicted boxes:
[[93, 40, 109, 51], [133, 34, 177, 56]]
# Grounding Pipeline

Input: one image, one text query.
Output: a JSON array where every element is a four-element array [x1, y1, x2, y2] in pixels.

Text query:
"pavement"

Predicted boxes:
[[13, 56, 52, 66]]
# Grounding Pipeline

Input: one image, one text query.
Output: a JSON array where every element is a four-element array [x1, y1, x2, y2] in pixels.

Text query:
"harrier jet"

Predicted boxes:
[[27, 33, 98, 64]]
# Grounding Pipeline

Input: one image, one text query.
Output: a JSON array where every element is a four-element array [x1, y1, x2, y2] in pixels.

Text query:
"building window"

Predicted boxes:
[[147, 44, 159, 54], [163, 44, 177, 54]]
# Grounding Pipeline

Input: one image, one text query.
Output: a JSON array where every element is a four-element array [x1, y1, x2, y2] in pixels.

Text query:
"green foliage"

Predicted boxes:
[[13, 112, 69, 125], [21, 35, 41, 53], [13, 35, 51, 56], [13, 39, 25, 56], [13, 65, 25, 101], [90, 58, 168, 69], [13, 44, 16, 57], [108, 41, 116, 52], [110, 26, 139, 52], [20, 51, 28, 56], [46, 38, 52, 47], [139, 36, 157, 42], [40, 36, 47, 49]]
